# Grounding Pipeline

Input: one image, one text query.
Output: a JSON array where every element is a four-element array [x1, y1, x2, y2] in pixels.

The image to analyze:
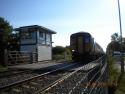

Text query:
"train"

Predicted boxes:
[[70, 32, 104, 62]]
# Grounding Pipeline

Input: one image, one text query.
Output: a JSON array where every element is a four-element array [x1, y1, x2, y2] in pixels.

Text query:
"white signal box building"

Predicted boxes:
[[14, 25, 56, 61]]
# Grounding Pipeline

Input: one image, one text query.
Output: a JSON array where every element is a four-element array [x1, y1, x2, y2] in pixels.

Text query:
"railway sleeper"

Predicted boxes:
[[12, 88, 22, 93]]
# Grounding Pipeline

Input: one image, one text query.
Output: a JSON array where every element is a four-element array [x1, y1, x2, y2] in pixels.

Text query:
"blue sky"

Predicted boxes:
[[0, 0, 125, 51]]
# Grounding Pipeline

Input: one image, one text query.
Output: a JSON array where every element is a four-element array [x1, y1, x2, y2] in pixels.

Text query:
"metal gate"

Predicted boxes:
[[7, 51, 37, 65]]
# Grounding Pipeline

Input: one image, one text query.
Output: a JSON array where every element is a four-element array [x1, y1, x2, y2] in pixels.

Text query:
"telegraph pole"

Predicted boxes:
[[117, 0, 124, 73]]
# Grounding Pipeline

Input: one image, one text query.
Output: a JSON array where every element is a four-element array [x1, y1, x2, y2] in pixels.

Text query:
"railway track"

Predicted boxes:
[[0, 70, 40, 88], [0, 63, 77, 94], [0, 60, 72, 79], [39, 63, 99, 94], [0, 60, 99, 94], [0, 69, 29, 78]]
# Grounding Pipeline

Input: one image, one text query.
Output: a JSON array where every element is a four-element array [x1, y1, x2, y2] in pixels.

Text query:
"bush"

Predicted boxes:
[[52, 46, 65, 55], [52, 54, 64, 60]]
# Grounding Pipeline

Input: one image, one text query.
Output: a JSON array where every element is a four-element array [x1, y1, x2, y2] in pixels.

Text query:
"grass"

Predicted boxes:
[[115, 73, 125, 94], [52, 54, 72, 61], [107, 55, 120, 82], [0, 64, 8, 72], [107, 55, 125, 94]]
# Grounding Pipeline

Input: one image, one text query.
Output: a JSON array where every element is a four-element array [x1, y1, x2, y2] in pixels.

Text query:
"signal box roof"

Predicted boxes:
[[14, 25, 56, 34]]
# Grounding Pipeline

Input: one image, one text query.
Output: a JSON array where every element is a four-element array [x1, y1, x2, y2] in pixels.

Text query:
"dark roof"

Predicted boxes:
[[71, 31, 91, 37], [14, 25, 56, 34]]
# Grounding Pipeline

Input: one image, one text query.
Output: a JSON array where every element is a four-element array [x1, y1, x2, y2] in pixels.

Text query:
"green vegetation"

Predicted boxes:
[[107, 55, 125, 94], [52, 46, 65, 55], [0, 17, 20, 66], [107, 55, 120, 82], [0, 17, 13, 66], [52, 54, 65, 60], [0, 64, 4, 68], [0, 17, 13, 41], [115, 73, 125, 94], [107, 33, 125, 54], [52, 46, 72, 61], [0, 64, 8, 72], [106, 32, 125, 94]]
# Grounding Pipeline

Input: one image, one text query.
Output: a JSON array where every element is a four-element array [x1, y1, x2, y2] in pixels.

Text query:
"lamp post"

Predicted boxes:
[[117, 0, 124, 73]]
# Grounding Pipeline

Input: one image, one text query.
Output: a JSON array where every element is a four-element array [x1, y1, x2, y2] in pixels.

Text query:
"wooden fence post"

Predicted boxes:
[[4, 49, 8, 66], [30, 52, 33, 64]]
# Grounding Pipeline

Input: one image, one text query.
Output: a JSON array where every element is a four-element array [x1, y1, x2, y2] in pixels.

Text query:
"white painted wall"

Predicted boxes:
[[38, 45, 52, 61]]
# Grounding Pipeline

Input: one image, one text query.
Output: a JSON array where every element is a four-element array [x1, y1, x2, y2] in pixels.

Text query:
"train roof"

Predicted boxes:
[[71, 32, 92, 37]]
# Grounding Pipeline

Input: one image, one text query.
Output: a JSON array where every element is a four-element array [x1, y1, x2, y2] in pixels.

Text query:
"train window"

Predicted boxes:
[[84, 36, 90, 43], [70, 36, 77, 50], [78, 36, 83, 53], [70, 36, 76, 45]]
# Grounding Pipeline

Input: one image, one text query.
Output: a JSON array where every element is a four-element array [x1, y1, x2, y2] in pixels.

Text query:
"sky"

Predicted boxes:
[[0, 0, 125, 51]]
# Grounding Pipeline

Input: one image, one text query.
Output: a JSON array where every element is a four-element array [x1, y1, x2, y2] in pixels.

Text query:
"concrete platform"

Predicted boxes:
[[8, 61, 72, 70]]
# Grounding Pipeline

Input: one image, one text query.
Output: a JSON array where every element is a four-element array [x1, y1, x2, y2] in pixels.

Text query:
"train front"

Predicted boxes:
[[70, 32, 93, 62]]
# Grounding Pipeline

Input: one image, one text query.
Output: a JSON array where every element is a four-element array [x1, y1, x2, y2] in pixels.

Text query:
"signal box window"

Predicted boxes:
[[39, 32, 46, 44], [21, 31, 35, 39], [46, 34, 51, 46]]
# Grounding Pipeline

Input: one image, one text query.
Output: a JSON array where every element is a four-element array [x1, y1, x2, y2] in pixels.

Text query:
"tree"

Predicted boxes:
[[111, 33, 120, 42], [107, 41, 120, 54], [65, 46, 72, 55], [52, 46, 65, 55], [0, 17, 13, 43], [107, 33, 120, 54], [7, 33, 20, 51], [107, 33, 125, 54], [0, 17, 13, 66]]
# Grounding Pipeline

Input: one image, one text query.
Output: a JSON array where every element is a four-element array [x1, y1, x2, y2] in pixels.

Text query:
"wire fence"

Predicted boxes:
[[38, 55, 108, 94]]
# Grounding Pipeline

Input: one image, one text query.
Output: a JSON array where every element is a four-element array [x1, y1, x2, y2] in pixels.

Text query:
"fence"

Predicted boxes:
[[7, 51, 37, 65], [69, 55, 108, 94], [41, 55, 108, 94]]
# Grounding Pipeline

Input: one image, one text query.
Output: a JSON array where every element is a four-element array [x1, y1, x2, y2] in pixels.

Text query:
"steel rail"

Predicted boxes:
[[0, 62, 76, 91], [71, 56, 106, 94], [81, 66, 101, 93], [39, 56, 105, 94], [79, 56, 104, 92], [0, 70, 32, 78], [68, 64, 99, 94], [94, 64, 107, 94], [96, 64, 108, 94], [89, 62, 106, 94], [68, 56, 105, 94], [36, 68, 78, 94], [89, 63, 107, 94], [39, 61, 100, 94]]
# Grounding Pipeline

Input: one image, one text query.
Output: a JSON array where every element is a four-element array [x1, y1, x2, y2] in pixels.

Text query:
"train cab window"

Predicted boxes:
[[70, 36, 77, 50], [84, 36, 90, 43], [70, 36, 76, 45], [78, 36, 83, 53]]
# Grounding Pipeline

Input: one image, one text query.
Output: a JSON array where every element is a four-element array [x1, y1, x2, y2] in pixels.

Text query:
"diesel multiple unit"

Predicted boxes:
[[70, 32, 104, 62]]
